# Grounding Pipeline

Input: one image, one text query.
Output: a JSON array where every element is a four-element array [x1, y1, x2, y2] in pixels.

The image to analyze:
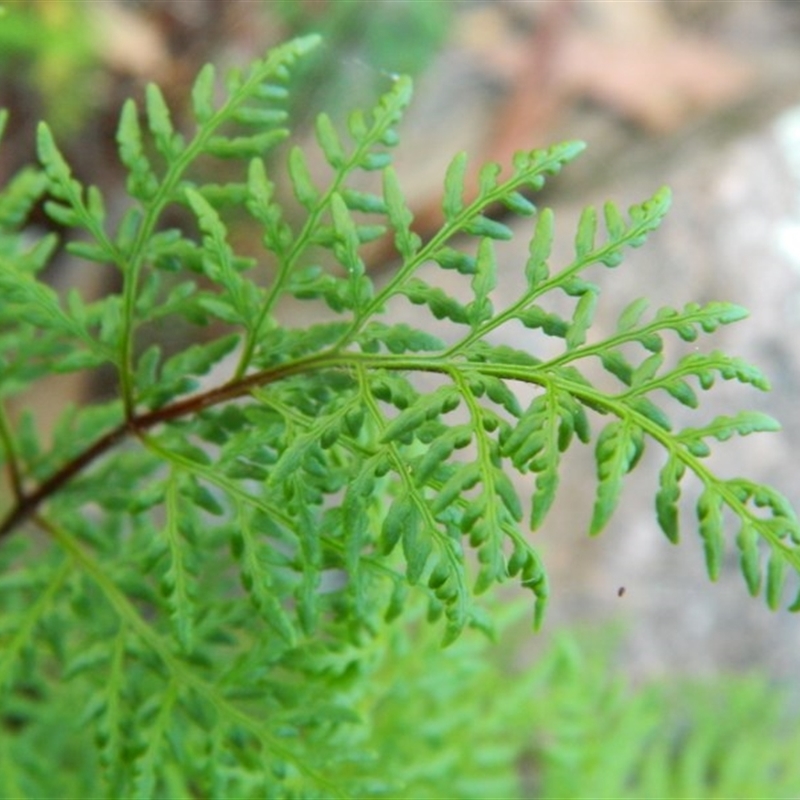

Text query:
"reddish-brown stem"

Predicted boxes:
[[0, 353, 334, 541]]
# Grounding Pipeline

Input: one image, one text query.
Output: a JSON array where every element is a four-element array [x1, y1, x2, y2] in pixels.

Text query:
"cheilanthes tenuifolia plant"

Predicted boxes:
[[1, 35, 799, 798]]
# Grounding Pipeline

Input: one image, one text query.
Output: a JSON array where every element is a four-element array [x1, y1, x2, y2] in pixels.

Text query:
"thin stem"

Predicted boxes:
[[0, 351, 334, 540]]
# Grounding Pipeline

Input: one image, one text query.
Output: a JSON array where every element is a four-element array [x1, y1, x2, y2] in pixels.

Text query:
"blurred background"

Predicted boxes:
[[3, 0, 800, 751]]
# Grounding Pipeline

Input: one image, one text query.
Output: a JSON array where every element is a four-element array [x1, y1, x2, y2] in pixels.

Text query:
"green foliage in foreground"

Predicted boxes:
[[3, 598, 800, 799], [1, 34, 799, 797]]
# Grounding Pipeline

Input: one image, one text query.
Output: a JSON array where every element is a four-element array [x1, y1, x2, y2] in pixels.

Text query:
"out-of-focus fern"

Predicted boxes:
[[0, 2, 96, 135], [1, 35, 799, 797], [274, 0, 451, 123], [517, 629, 800, 800]]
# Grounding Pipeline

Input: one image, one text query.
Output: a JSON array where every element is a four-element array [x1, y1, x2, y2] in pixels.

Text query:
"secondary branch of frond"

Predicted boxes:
[[0, 351, 533, 540], [0, 349, 654, 541]]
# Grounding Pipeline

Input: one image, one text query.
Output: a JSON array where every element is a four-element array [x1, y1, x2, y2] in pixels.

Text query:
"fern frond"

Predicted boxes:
[[1, 34, 798, 796]]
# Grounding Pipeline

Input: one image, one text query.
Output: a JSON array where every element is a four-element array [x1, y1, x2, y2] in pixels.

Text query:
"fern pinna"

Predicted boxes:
[[0, 35, 798, 797]]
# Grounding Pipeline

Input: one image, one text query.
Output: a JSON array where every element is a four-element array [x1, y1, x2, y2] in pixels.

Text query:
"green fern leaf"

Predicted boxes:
[[288, 146, 319, 210], [442, 151, 467, 219], [145, 84, 183, 159], [677, 411, 780, 457], [190, 63, 216, 123], [736, 522, 761, 596], [590, 420, 645, 535], [383, 167, 420, 259], [315, 112, 346, 168], [697, 487, 725, 581], [655, 456, 685, 544], [525, 207, 554, 286]]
